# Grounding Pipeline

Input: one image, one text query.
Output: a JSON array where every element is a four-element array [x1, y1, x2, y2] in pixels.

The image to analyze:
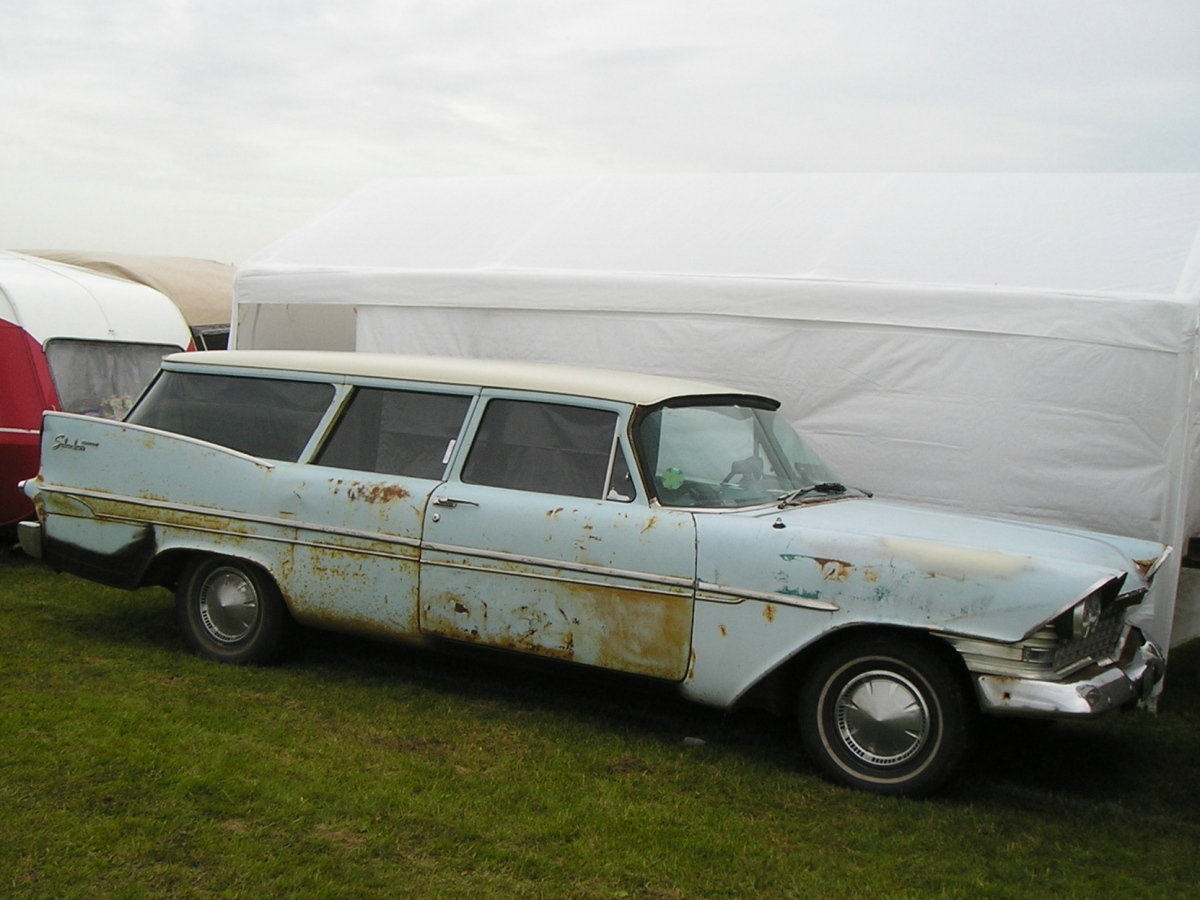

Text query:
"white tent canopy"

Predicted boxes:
[[234, 174, 1200, 646]]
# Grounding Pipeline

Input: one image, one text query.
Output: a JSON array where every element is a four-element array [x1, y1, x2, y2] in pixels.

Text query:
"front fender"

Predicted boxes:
[[681, 500, 1163, 708]]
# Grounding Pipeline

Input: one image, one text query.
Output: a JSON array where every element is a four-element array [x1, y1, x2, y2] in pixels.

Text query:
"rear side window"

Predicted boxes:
[[128, 371, 334, 461], [461, 399, 620, 500], [315, 388, 471, 479]]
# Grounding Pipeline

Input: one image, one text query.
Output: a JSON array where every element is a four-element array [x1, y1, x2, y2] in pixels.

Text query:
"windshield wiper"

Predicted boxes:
[[778, 482, 871, 507]]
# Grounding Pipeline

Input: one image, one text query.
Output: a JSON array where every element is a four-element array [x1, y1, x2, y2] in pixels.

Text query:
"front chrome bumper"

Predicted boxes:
[[974, 629, 1164, 717]]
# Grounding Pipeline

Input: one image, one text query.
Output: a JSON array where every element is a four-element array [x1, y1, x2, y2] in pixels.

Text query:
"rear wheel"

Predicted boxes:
[[176, 556, 289, 664], [798, 635, 971, 796]]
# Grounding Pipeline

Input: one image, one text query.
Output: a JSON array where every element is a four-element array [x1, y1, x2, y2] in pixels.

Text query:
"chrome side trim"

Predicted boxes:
[[33, 486, 424, 552], [39, 488, 691, 592], [54, 508, 421, 562], [421, 554, 690, 599], [696, 582, 839, 612], [420, 541, 695, 591]]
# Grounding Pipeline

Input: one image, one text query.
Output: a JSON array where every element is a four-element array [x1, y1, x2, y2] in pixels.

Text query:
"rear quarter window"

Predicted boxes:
[[127, 371, 334, 461]]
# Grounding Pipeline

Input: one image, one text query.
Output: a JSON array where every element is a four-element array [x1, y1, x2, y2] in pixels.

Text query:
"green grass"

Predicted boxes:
[[3, 548, 1199, 898]]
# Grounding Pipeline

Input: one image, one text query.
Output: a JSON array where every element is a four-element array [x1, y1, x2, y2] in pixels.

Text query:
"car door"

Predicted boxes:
[[419, 393, 697, 681], [285, 384, 475, 638]]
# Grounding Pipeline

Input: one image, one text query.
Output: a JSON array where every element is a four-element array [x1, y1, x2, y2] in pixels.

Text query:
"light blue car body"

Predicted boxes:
[[21, 351, 1168, 719]]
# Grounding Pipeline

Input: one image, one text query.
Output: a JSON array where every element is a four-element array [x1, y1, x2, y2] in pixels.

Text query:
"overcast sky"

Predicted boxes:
[[2, 0, 1198, 263]]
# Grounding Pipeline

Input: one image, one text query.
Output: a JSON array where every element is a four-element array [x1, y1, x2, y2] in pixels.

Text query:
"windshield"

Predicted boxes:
[[634, 402, 839, 508]]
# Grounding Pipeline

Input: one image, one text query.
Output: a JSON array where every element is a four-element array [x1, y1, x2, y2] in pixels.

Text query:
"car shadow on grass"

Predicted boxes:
[[290, 625, 1200, 815], [48, 577, 1200, 814], [291, 622, 802, 763]]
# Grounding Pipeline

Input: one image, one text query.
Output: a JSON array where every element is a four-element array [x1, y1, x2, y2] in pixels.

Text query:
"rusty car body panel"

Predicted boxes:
[[19, 350, 1171, 794], [683, 500, 1165, 707]]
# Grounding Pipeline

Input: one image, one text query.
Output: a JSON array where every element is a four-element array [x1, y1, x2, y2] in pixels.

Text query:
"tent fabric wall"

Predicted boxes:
[[234, 174, 1200, 646]]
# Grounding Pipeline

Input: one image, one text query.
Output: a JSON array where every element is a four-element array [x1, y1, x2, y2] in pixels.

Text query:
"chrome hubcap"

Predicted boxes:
[[834, 669, 930, 766], [198, 568, 260, 643]]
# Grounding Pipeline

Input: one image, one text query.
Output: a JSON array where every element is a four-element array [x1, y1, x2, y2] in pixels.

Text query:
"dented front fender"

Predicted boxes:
[[681, 497, 1166, 708]]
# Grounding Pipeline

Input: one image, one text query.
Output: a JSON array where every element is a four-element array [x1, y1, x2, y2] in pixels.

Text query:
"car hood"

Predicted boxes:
[[697, 498, 1169, 643]]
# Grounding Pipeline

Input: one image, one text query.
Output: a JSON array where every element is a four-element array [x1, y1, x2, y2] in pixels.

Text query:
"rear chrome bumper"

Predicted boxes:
[[17, 520, 42, 559], [974, 628, 1164, 717]]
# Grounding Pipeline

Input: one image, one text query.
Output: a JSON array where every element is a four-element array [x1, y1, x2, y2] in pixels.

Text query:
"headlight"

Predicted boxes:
[[1052, 575, 1128, 642], [1054, 592, 1103, 641], [1072, 593, 1103, 639]]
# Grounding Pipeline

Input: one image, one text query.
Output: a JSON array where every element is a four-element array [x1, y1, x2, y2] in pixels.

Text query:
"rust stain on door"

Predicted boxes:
[[424, 580, 693, 681]]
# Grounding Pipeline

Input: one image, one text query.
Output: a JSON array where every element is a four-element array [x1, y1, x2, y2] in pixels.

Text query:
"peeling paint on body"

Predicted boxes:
[[883, 537, 1029, 579], [814, 557, 853, 581], [344, 482, 410, 503], [422, 577, 692, 679]]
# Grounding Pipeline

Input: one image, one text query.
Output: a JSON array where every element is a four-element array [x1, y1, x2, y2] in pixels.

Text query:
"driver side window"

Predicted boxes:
[[462, 399, 632, 501]]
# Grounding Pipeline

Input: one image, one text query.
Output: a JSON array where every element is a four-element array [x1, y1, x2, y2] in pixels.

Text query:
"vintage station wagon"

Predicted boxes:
[[19, 350, 1170, 795]]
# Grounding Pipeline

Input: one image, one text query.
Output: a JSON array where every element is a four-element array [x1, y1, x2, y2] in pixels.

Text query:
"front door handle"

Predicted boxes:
[[433, 496, 479, 509]]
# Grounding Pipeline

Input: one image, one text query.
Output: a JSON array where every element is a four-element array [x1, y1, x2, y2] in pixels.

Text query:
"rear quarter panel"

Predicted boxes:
[[33, 412, 293, 587], [33, 413, 433, 642]]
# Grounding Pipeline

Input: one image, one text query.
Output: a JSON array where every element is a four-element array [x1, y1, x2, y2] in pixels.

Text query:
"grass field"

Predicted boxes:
[[2, 548, 1199, 898]]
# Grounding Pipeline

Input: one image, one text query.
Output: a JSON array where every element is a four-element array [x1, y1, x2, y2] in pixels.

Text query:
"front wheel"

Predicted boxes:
[[798, 636, 972, 796], [176, 556, 290, 665]]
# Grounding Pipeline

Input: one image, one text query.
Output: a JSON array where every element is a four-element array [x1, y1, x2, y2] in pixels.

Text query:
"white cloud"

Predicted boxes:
[[0, 0, 1196, 260]]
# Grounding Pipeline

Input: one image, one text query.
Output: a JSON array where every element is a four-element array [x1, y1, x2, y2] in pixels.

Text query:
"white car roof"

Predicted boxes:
[[162, 350, 776, 408]]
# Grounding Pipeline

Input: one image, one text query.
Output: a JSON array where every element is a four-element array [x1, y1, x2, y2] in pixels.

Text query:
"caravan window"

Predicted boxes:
[[44, 338, 182, 420], [127, 371, 334, 461]]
